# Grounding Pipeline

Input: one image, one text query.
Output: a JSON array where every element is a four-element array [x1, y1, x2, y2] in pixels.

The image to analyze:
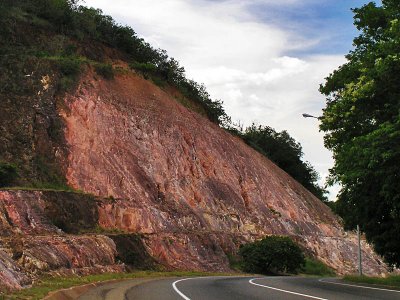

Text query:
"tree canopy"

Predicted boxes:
[[319, 0, 400, 267]]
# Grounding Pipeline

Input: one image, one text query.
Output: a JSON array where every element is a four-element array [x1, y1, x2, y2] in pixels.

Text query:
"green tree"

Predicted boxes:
[[319, 0, 400, 266], [239, 236, 305, 274]]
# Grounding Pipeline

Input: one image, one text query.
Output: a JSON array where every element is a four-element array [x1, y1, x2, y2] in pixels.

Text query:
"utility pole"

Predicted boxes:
[[357, 224, 362, 276]]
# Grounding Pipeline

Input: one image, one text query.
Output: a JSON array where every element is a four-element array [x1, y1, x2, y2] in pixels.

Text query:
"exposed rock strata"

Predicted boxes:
[[0, 191, 123, 290], [60, 70, 386, 276]]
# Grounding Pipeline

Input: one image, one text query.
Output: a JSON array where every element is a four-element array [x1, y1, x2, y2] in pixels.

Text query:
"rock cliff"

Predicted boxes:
[[0, 190, 156, 290], [60, 67, 385, 275], [0, 64, 387, 290]]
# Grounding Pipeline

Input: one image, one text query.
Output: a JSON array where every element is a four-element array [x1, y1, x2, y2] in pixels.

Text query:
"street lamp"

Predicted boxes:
[[302, 113, 319, 119], [302, 112, 362, 276]]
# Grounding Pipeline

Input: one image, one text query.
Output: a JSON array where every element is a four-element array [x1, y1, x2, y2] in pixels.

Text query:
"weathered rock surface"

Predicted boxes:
[[0, 191, 124, 291], [59, 69, 386, 276]]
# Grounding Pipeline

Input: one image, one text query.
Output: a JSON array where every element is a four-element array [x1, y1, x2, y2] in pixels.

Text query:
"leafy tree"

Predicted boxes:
[[319, 0, 400, 267], [239, 236, 305, 274], [241, 124, 328, 201]]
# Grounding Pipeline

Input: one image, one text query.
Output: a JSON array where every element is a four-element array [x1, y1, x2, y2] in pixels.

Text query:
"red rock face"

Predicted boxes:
[[0, 191, 123, 290], [61, 70, 386, 275]]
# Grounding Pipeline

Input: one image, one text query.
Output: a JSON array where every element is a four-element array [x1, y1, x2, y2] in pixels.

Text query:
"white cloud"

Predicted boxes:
[[84, 0, 345, 200]]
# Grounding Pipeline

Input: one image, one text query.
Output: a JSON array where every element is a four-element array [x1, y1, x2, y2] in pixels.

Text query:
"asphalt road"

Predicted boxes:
[[78, 276, 400, 300]]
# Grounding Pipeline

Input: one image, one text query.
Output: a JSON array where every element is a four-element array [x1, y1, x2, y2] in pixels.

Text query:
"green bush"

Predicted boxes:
[[239, 236, 305, 275], [130, 61, 157, 74], [58, 57, 81, 76], [301, 258, 335, 276], [0, 162, 18, 187], [94, 63, 114, 79], [59, 76, 75, 91]]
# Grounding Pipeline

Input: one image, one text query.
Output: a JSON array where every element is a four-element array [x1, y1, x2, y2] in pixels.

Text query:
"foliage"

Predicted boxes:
[[319, 0, 400, 267], [94, 63, 114, 79], [226, 253, 244, 271], [300, 258, 335, 276], [2, 0, 228, 125], [58, 56, 81, 76], [239, 236, 305, 275], [0, 162, 18, 187], [130, 62, 157, 76], [51, 55, 83, 90], [343, 275, 400, 288], [239, 124, 328, 201]]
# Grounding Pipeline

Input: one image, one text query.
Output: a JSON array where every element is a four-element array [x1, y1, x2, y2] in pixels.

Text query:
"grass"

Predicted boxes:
[[343, 275, 400, 288], [3, 270, 236, 300], [0, 186, 84, 194], [300, 258, 336, 277], [226, 253, 243, 271], [78, 225, 126, 235]]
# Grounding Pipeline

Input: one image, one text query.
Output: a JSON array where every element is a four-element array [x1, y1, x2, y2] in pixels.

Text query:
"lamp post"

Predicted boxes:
[[302, 112, 362, 276], [302, 113, 319, 119]]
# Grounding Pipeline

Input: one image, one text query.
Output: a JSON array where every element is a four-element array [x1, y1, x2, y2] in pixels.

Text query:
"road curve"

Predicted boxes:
[[78, 276, 400, 300]]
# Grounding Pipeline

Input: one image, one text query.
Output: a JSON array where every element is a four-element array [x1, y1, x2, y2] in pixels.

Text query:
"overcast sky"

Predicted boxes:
[[84, 0, 376, 200]]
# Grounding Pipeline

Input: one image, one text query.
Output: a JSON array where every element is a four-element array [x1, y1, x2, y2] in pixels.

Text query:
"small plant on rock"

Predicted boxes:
[[0, 162, 18, 187]]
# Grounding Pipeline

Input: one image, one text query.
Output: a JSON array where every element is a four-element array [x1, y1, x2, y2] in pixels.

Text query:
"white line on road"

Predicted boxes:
[[172, 278, 193, 300], [172, 276, 231, 300], [249, 278, 329, 300], [318, 278, 400, 293]]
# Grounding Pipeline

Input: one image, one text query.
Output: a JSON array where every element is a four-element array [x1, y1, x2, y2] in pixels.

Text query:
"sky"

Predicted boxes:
[[83, 0, 377, 200]]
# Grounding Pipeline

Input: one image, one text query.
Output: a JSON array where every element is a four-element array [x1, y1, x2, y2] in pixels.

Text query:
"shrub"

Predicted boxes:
[[301, 258, 335, 276], [130, 61, 157, 74], [0, 162, 18, 187], [94, 63, 114, 79], [58, 57, 81, 76], [239, 236, 305, 275], [59, 76, 75, 91]]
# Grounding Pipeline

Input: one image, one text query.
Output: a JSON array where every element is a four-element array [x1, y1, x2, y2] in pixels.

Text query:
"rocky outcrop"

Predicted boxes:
[[58, 69, 386, 276], [0, 191, 124, 291]]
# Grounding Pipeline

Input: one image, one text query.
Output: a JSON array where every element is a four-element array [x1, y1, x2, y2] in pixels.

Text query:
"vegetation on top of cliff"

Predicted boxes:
[[319, 0, 400, 267], [0, 0, 229, 126]]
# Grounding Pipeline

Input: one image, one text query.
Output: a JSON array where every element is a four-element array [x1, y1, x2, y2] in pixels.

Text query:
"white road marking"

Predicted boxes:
[[249, 278, 328, 300], [172, 278, 192, 300], [172, 276, 231, 300], [318, 278, 400, 293]]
